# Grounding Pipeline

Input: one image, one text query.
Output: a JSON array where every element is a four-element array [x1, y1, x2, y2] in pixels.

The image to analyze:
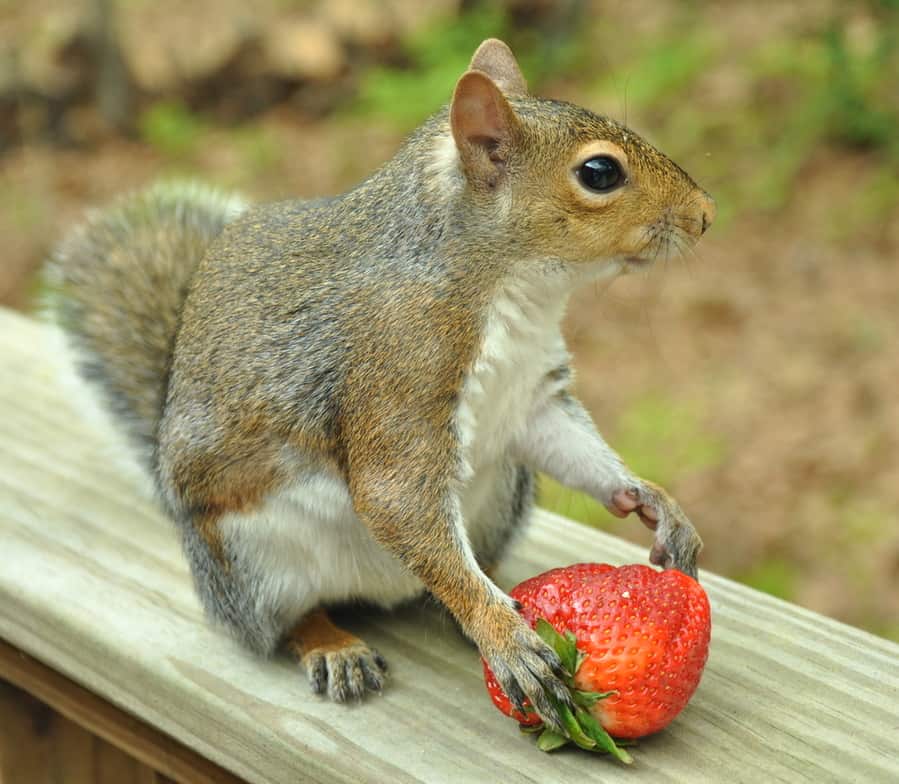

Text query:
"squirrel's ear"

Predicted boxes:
[[450, 70, 520, 185], [469, 38, 528, 97]]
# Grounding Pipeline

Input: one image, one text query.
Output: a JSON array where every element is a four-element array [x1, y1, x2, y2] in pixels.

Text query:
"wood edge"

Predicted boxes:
[[530, 507, 899, 654], [0, 638, 246, 784]]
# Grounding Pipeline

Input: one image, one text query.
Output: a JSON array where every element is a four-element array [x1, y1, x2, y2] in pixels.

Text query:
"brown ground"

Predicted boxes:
[[1, 0, 897, 641]]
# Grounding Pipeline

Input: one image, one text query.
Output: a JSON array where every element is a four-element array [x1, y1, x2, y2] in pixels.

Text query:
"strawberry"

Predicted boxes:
[[483, 563, 711, 761], [482, 662, 543, 726]]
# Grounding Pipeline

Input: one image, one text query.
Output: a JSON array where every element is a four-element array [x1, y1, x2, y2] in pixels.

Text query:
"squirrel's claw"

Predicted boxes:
[[480, 607, 571, 734], [287, 610, 388, 701], [612, 483, 702, 580], [302, 642, 388, 702]]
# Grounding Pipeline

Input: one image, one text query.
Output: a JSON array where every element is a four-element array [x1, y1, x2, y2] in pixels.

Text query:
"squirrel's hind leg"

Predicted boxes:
[[286, 609, 388, 701], [176, 488, 393, 700], [178, 515, 293, 656]]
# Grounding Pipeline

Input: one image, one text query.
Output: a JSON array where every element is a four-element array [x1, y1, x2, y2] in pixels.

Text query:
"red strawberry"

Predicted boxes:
[[483, 563, 711, 760], [482, 661, 542, 726]]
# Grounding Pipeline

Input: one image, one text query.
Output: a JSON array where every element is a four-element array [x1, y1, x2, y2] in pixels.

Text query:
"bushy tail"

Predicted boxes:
[[45, 182, 246, 467]]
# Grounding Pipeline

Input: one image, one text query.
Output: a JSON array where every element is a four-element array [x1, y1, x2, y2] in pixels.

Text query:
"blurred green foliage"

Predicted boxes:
[[737, 559, 797, 602], [612, 393, 727, 486], [356, 3, 509, 128], [355, 2, 582, 128], [137, 101, 286, 188], [538, 393, 727, 532], [819, 16, 898, 149], [235, 126, 285, 176], [355, 0, 898, 232], [593, 32, 717, 111], [0, 186, 45, 233], [589, 2, 899, 227], [138, 101, 206, 158]]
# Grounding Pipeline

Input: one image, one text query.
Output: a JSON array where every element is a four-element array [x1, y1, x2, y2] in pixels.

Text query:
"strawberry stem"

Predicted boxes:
[[536, 729, 569, 752], [576, 708, 634, 764], [573, 690, 617, 709], [554, 696, 597, 749], [528, 617, 634, 764], [536, 618, 578, 675]]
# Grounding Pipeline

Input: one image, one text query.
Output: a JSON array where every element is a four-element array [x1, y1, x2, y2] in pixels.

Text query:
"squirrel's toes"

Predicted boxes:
[[286, 609, 388, 701]]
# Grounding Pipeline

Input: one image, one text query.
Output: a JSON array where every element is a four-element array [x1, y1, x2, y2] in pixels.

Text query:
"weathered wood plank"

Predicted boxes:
[[0, 641, 244, 784], [0, 678, 160, 784], [1, 307, 897, 783]]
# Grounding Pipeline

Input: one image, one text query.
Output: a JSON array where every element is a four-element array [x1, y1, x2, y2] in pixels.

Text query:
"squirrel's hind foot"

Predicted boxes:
[[286, 609, 388, 702]]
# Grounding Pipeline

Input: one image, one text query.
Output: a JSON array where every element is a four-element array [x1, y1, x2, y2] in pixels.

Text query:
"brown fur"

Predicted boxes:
[[469, 38, 528, 96], [287, 610, 388, 701], [287, 610, 362, 657], [46, 184, 245, 464], [50, 39, 714, 723]]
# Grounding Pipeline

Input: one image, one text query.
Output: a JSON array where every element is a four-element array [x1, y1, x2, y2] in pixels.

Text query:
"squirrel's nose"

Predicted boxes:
[[698, 191, 716, 235]]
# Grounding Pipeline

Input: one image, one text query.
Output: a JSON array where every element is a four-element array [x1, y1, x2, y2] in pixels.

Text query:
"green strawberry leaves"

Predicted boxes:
[[573, 690, 617, 710], [528, 617, 633, 764], [536, 618, 578, 675], [576, 708, 634, 764], [556, 696, 597, 748], [535, 729, 569, 752]]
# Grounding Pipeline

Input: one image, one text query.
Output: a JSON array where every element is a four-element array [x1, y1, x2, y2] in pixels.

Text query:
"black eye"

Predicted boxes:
[[577, 155, 624, 193]]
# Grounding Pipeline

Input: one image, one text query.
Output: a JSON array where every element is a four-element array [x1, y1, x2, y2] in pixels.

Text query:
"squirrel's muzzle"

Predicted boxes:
[[698, 191, 716, 236]]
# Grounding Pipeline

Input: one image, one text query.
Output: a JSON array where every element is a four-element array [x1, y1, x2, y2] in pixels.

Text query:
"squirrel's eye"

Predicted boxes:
[[577, 156, 624, 193]]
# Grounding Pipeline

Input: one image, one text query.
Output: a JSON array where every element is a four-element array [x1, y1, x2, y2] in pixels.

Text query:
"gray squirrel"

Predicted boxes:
[[47, 39, 715, 732]]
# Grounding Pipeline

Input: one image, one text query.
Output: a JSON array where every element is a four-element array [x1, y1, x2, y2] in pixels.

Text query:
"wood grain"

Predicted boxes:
[[0, 307, 898, 783], [0, 678, 162, 784], [0, 641, 244, 784]]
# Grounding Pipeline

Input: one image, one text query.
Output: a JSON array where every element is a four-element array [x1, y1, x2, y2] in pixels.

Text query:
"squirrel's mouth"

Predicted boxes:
[[624, 256, 653, 268]]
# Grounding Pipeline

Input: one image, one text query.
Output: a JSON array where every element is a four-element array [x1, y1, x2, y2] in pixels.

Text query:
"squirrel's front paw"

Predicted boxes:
[[287, 609, 388, 702], [475, 604, 572, 733], [611, 480, 702, 579]]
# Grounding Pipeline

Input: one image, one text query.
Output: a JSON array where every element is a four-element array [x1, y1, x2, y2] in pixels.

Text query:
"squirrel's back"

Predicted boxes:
[[45, 182, 246, 467]]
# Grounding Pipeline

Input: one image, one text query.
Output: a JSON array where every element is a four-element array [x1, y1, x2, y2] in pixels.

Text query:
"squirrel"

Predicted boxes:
[[46, 39, 715, 731]]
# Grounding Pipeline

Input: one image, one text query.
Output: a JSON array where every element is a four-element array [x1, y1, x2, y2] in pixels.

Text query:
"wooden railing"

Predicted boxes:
[[1, 307, 897, 783]]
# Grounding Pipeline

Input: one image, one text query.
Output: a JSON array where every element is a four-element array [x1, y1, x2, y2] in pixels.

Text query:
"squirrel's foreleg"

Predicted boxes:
[[349, 464, 572, 733], [512, 389, 703, 578]]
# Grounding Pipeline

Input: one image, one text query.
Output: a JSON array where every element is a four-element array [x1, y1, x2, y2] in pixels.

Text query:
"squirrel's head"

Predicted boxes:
[[441, 39, 715, 273]]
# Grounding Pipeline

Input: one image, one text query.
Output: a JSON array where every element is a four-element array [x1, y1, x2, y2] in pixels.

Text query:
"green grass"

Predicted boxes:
[[827, 160, 899, 240], [0, 184, 47, 232], [739, 14, 899, 215], [136, 102, 288, 191], [235, 126, 285, 179], [870, 622, 899, 644], [592, 31, 718, 111], [613, 393, 726, 487]]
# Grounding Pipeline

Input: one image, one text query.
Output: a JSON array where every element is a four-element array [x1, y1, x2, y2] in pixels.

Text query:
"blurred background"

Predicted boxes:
[[0, 0, 896, 641]]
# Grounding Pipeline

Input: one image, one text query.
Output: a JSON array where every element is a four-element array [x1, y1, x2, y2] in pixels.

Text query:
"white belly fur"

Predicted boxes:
[[219, 472, 423, 621], [456, 270, 571, 479], [219, 266, 582, 625]]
